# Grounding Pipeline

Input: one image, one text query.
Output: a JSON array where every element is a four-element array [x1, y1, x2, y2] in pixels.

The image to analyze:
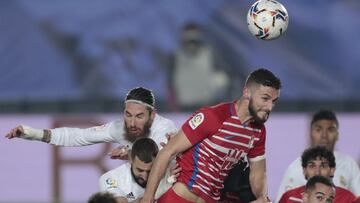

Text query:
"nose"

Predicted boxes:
[[129, 117, 135, 127], [266, 101, 274, 112], [320, 130, 328, 139], [140, 171, 149, 181], [314, 167, 321, 175]]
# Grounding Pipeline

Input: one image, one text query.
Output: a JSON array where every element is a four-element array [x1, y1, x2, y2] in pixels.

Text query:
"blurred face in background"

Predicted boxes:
[[310, 119, 338, 151], [302, 183, 335, 203], [124, 102, 155, 142], [303, 157, 335, 180], [181, 28, 204, 56], [246, 84, 280, 124]]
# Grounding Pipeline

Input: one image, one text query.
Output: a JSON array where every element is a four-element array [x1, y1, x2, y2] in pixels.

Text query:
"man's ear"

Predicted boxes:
[[243, 87, 251, 100], [302, 192, 309, 202], [330, 167, 336, 178], [128, 152, 132, 163], [150, 109, 156, 120]]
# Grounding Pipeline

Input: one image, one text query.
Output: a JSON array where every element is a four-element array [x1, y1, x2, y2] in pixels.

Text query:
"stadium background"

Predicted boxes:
[[0, 0, 359, 202]]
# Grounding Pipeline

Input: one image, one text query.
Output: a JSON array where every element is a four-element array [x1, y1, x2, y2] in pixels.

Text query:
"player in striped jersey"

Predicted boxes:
[[302, 176, 336, 203], [141, 68, 281, 203]]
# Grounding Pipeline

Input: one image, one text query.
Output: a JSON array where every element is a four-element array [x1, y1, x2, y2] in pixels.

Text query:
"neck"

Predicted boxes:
[[235, 98, 253, 125]]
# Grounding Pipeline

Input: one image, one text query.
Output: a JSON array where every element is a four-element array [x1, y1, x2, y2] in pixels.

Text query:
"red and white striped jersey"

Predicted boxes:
[[278, 185, 356, 203], [176, 101, 266, 203]]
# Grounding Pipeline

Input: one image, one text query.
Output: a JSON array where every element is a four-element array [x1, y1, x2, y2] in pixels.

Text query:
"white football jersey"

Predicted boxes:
[[99, 162, 172, 201], [99, 162, 144, 201], [276, 151, 360, 202], [49, 114, 177, 149]]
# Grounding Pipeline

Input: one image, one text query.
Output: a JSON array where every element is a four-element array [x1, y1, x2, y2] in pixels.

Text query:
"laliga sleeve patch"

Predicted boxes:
[[189, 113, 204, 130], [105, 178, 118, 189]]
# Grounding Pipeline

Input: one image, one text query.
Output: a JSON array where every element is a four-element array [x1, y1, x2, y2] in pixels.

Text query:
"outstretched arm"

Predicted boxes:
[[6, 125, 51, 142], [140, 130, 192, 203], [5, 121, 119, 147]]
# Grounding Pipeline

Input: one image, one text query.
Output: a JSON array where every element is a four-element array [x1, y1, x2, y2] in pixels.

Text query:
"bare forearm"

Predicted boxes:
[[250, 171, 267, 200], [249, 159, 268, 201], [142, 149, 173, 202]]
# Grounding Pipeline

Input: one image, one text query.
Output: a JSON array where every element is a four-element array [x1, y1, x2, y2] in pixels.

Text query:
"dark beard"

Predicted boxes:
[[123, 120, 152, 143], [248, 99, 268, 125], [131, 166, 147, 188]]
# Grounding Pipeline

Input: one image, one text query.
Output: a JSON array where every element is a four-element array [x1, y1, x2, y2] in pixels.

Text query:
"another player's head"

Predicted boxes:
[[310, 110, 339, 151], [302, 176, 335, 203], [243, 68, 281, 124], [301, 146, 336, 180], [123, 87, 156, 142], [88, 192, 117, 203], [181, 22, 204, 55], [129, 137, 159, 188]]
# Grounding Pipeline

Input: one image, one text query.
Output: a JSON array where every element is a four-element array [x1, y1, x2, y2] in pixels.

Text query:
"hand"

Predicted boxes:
[[6, 125, 25, 139], [168, 163, 181, 183], [160, 132, 177, 147], [5, 125, 44, 141], [109, 145, 129, 160]]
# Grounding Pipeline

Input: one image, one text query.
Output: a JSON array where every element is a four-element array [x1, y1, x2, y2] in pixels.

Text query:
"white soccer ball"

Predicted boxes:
[[247, 0, 289, 40]]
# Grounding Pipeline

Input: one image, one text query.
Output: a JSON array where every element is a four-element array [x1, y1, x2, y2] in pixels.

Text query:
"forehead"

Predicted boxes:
[[311, 183, 335, 197], [124, 102, 148, 113], [307, 157, 330, 165], [252, 85, 280, 97], [312, 120, 338, 129], [132, 156, 152, 170]]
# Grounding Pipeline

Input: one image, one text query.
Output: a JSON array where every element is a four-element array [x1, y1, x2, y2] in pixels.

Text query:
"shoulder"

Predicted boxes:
[[335, 186, 356, 199], [288, 186, 305, 195], [334, 151, 358, 163], [201, 102, 232, 122], [152, 114, 176, 129], [100, 163, 129, 181], [283, 157, 303, 176]]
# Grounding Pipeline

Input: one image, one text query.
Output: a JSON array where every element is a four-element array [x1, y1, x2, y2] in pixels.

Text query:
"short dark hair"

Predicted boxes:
[[131, 138, 159, 163], [311, 110, 338, 128], [125, 87, 155, 111], [245, 68, 282, 90], [305, 175, 334, 193], [88, 192, 117, 203], [301, 146, 336, 168]]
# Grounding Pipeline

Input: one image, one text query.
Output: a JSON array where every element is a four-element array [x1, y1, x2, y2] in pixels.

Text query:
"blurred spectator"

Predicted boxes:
[[168, 22, 230, 110], [278, 146, 355, 203], [88, 192, 118, 203], [276, 110, 360, 202]]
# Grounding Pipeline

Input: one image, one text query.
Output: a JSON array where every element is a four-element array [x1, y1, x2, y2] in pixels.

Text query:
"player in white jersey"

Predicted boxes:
[[276, 110, 360, 202], [5, 87, 177, 157], [99, 138, 173, 203]]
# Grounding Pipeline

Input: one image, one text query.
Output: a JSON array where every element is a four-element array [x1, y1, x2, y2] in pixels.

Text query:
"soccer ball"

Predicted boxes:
[[247, 0, 289, 40]]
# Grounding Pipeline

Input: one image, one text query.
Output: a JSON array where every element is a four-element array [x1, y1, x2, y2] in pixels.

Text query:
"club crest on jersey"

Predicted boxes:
[[105, 178, 117, 189], [189, 113, 204, 130]]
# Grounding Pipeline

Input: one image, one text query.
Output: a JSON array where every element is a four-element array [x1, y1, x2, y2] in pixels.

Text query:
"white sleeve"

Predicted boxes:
[[50, 120, 123, 146], [99, 173, 126, 197], [275, 158, 305, 203]]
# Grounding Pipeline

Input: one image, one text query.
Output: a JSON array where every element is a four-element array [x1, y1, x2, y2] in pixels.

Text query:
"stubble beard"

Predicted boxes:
[[248, 98, 269, 125], [123, 119, 152, 143]]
